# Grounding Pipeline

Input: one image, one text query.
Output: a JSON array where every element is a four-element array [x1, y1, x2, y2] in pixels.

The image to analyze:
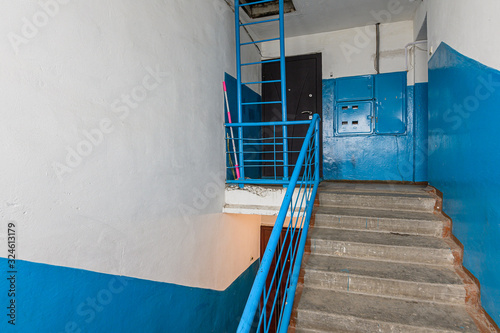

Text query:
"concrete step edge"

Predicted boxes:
[[317, 192, 433, 198], [315, 211, 441, 223], [310, 225, 442, 237], [308, 231, 449, 250], [317, 204, 436, 213], [303, 269, 466, 305], [303, 253, 458, 268], [290, 327, 331, 333], [309, 240, 454, 265], [296, 308, 467, 333], [318, 190, 433, 197], [304, 251, 456, 267], [313, 214, 444, 236], [311, 228, 441, 238], [303, 268, 465, 289], [299, 284, 465, 306], [309, 239, 451, 249]]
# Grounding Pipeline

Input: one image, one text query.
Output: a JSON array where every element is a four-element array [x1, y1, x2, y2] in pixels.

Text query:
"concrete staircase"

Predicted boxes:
[[291, 182, 483, 333]]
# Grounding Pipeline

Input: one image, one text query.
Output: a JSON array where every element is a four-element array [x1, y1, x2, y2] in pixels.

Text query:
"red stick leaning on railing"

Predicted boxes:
[[223, 81, 241, 180]]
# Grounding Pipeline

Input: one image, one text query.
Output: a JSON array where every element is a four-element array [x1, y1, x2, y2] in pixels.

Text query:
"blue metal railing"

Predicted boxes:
[[225, 118, 313, 185], [234, 114, 321, 333], [235, 0, 289, 183]]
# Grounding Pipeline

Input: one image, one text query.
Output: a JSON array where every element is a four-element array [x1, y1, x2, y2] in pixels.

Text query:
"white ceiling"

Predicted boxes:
[[239, 0, 421, 40]]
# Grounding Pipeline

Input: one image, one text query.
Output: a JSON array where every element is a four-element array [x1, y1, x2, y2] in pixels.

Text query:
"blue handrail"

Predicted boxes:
[[236, 114, 321, 333]]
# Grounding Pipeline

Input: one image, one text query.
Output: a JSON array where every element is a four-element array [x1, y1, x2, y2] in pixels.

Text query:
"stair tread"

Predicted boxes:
[[293, 328, 349, 333], [319, 182, 429, 194], [315, 206, 441, 221], [310, 227, 450, 250], [304, 254, 463, 285], [320, 191, 433, 199], [318, 185, 437, 212], [297, 288, 479, 332]]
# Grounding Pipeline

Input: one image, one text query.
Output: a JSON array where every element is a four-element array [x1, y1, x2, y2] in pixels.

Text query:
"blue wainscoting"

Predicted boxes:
[[322, 72, 427, 182], [0, 258, 259, 333], [428, 42, 500, 325], [224, 73, 262, 181]]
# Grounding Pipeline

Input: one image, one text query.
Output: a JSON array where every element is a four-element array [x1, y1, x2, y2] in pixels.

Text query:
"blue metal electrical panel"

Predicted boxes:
[[335, 75, 374, 102], [336, 101, 373, 134], [324, 71, 415, 182], [375, 72, 406, 134]]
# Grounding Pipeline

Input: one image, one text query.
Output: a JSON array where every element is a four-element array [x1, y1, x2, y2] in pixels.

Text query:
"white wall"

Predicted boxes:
[[0, 0, 260, 291], [413, 45, 428, 84], [410, 0, 428, 84], [428, 0, 500, 70], [261, 20, 414, 80], [413, 0, 427, 42]]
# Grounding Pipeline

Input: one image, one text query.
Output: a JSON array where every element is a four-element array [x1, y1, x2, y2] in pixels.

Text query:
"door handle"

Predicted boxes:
[[301, 111, 313, 115]]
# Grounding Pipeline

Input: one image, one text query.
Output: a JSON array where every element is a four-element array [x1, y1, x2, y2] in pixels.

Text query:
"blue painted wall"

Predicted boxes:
[[224, 73, 262, 180], [428, 43, 500, 325], [322, 73, 428, 182], [414, 82, 428, 182], [0, 258, 259, 332]]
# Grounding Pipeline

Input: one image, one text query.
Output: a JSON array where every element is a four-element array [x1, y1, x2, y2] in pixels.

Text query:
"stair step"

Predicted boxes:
[[293, 328, 349, 333], [296, 288, 479, 332], [318, 182, 430, 193], [303, 255, 465, 304], [315, 206, 443, 236], [319, 191, 436, 212], [309, 227, 454, 265]]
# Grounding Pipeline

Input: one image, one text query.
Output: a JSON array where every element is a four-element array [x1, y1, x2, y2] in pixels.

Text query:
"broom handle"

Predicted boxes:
[[223, 82, 241, 180]]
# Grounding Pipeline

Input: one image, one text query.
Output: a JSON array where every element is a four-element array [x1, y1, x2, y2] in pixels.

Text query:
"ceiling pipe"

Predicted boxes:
[[375, 23, 380, 74], [405, 40, 427, 71]]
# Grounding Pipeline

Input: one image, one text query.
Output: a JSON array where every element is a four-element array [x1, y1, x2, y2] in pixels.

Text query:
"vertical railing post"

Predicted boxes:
[[315, 118, 320, 182], [235, 0, 245, 188], [279, 0, 289, 181]]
